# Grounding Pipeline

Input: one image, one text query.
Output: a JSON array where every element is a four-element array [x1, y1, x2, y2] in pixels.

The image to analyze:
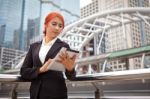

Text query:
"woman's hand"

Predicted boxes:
[[38, 59, 52, 74], [58, 51, 76, 71]]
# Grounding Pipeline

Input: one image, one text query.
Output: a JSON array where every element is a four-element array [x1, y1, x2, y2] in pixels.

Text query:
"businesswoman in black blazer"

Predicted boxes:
[[20, 12, 76, 99]]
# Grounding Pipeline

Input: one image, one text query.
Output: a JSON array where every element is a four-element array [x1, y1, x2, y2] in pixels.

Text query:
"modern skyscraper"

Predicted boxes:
[[13, 29, 20, 49], [20, 0, 41, 50], [0, 25, 6, 46], [26, 18, 40, 49], [81, 0, 98, 18], [0, 0, 22, 49], [0, 0, 40, 50]]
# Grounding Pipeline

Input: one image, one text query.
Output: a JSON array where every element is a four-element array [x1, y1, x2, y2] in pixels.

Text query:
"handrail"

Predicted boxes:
[[76, 44, 150, 65], [0, 68, 150, 99], [0, 68, 150, 82]]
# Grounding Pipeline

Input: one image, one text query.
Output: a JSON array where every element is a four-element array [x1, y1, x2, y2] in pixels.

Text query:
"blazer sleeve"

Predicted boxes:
[[20, 44, 40, 80], [64, 43, 76, 80]]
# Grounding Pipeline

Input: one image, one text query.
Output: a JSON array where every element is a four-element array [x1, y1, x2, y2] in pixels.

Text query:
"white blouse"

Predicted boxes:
[[39, 38, 57, 64]]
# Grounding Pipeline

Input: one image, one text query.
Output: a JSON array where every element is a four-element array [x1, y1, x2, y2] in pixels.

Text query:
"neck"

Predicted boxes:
[[45, 36, 55, 43]]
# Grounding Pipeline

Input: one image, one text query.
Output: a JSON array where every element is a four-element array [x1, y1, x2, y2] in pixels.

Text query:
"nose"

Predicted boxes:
[[55, 25, 60, 30]]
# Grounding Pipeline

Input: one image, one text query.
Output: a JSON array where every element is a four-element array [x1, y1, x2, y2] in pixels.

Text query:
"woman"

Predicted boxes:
[[20, 12, 76, 99]]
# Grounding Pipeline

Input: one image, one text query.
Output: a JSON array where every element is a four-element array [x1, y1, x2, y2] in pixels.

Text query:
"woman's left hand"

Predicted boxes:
[[58, 51, 76, 71]]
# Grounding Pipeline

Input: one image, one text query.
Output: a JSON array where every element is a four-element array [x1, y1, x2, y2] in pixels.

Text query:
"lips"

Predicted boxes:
[[53, 30, 59, 34]]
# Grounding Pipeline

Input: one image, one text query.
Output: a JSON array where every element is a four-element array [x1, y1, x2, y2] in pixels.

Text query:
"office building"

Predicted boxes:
[[13, 29, 20, 49], [26, 18, 40, 49], [81, 0, 99, 18], [80, 0, 107, 54], [0, 0, 22, 49], [0, 47, 25, 70], [0, 0, 40, 50], [0, 25, 6, 46]]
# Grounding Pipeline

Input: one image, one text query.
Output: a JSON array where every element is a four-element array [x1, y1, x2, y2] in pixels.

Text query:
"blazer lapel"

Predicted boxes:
[[35, 41, 43, 66], [44, 39, 62, 63]]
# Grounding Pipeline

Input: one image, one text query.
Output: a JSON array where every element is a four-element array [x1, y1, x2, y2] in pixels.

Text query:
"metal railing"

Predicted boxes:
[[0, 68, 150, 99]]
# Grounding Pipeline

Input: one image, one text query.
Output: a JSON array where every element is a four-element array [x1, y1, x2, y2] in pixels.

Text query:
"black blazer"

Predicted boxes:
[[20, 38, 76, 99]]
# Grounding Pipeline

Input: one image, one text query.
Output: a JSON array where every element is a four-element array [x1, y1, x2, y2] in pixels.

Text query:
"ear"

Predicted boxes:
[[45, 24, 48, 28], [43, 25, 46, 33]]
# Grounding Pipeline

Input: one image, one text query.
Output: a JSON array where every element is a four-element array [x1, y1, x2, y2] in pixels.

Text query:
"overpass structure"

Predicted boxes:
[[60, 7, 150, 51], [0, 7, 150, 99]]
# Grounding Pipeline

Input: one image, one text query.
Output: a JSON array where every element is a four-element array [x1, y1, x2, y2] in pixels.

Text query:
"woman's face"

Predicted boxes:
[[46, 17, 63, 38]]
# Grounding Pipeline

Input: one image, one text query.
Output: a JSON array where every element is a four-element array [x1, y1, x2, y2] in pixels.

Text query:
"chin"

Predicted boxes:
[[52, 35, 57, 38]]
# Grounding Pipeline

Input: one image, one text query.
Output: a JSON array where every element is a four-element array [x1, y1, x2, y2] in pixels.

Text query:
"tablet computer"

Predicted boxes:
[[48, 47, 79, 72]]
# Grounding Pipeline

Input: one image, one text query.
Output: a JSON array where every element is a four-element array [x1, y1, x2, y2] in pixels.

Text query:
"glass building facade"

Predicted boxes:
[[0, 0, 80, 51], [0, 0, 22, 48], [0, 0, 40, 50], [40, 0, 80, 32]]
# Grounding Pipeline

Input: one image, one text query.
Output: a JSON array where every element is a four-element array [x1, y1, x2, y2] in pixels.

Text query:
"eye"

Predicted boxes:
[[59, 24, 63, 28], [52, 22, 57, 26]]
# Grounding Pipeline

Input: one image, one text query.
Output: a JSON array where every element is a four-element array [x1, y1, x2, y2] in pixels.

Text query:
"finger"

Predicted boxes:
[[44, 59, 52, 67], [70, 54, 76, 59], [45, 61, 50, 66], [61, 50, 67, 58], [61, 51, 65, 57], [47, 59, 52, 63], [56, 59, 62, 63], [66, 51, 69, 58], [65, 50, 68, 58], [59, 55, 65, 60], [44, 62, 49, 66]]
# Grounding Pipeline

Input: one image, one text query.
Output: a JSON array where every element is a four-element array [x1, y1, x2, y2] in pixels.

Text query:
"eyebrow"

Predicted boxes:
[[52, 21, 62, 25]]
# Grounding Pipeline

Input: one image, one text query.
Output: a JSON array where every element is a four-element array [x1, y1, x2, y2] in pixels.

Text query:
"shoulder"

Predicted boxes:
[[56, 38, 70, 49], [57, 38, 69, 46], [29, 41, 42, 48]]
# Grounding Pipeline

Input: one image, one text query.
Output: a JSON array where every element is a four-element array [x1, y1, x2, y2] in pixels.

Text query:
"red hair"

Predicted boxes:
[[43, 12, 65, 35]]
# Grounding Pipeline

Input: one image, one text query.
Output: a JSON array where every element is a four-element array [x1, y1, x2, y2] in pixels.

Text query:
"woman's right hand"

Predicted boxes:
[[38, 59, 52, 74]]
